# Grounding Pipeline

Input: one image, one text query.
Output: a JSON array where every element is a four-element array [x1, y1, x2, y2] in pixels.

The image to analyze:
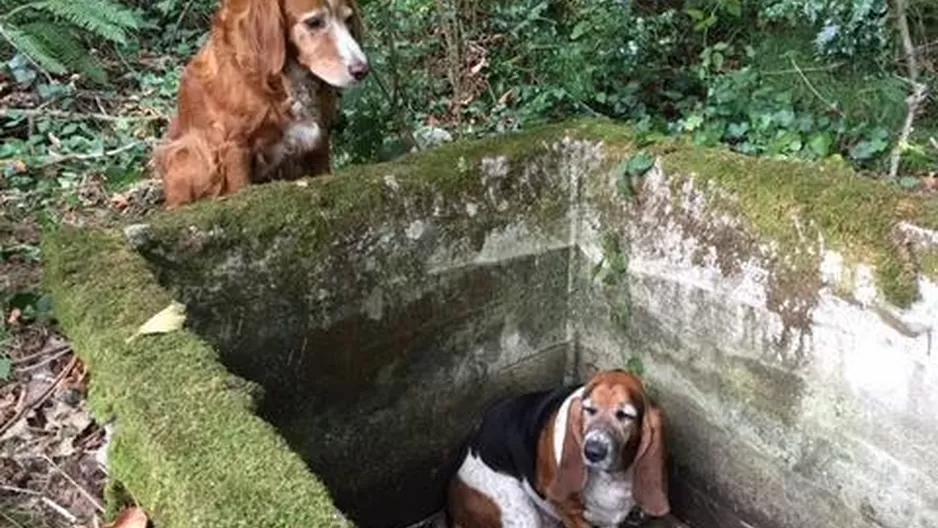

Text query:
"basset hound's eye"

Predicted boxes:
[[305, 16, 326, 30], [583, 405, 598, 416], [615, 410, 629, 421]]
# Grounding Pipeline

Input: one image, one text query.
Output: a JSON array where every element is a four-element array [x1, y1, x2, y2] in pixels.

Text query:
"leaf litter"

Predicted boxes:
[[0, 323, 112, 528]]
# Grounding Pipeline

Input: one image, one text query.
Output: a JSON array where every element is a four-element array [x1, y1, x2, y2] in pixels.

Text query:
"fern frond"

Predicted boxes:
[[1, 22, 68, 74], [90, 0, 139, 32], [37, 0, 137, 45], [20, 21, 107, 83]]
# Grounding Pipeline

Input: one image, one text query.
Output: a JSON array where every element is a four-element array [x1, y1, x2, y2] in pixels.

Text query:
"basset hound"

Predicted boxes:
[[446, 369, 670, 527]]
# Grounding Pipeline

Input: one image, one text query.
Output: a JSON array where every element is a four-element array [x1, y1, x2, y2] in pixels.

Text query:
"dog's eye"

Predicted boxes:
[[305, 16, 326, 30], [615, 410, 635, 421], [583, 406, 597, 416]]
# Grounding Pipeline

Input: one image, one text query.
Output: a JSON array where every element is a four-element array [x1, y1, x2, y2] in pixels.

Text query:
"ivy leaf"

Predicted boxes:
[[808, 132, 834, 157], [849, 138, 889, 161], [726, 122, 749, 139], [724, 0, 742, 17], [622, 151, 656, 178]]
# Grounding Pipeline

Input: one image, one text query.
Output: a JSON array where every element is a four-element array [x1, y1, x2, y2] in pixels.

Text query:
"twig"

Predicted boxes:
[[0, 510, 25, 528], [35, 142, 142, 169], [368, 67, 421, 151], [888, 0, 928, 181], [790, 57, 844, 117], [0, 356, 77, 438], [40, 496, 79, 524], [0, 485, 79, 524], [0, 108, 166, 123], [1, 485, 42, 496], [761, 61, 846, 76], [16, 347, 72, 373], [40, 455, 105, 514], [11, 343, 72, 366]]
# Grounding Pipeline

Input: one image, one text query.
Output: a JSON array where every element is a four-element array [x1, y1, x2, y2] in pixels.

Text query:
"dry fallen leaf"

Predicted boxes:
[[126, 301, 187, 344], [7, 308, 22, 326], [111, 193, 130, 210], [106, 506, 149, 528]]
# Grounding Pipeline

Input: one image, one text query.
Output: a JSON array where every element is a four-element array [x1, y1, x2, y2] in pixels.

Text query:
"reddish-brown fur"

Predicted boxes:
[[447, 477, 503, 528], [153, 0, 366, 208]]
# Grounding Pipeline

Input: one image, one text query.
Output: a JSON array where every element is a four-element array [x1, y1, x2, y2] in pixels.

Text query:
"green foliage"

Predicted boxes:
[[0, 0, 139, 84], [0, 0, 936, 239], [334, 0, 934, 179], [617, 151, 656, 197], [759, 0, 891, 60]]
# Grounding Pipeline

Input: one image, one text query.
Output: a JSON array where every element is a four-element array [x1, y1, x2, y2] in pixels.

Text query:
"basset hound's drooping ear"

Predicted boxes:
[[632, 404, 670, 516], [547, 396, 587, 501], [223, 0, 287, 89]]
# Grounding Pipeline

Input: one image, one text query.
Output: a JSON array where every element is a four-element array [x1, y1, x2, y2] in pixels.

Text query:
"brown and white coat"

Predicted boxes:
[[446, 370, 670, 527]]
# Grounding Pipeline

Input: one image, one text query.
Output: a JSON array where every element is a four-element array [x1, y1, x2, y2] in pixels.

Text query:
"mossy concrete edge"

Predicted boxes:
[[41, 227, 352, 528]]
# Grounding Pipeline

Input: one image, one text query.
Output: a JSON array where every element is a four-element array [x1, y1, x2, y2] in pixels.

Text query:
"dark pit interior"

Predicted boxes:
[[157, 246, 575, 527]]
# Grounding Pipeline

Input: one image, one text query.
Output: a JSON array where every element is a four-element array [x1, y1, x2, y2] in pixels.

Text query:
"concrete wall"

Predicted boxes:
[[128, 132, 603, 527], [124, 121, 938, 528], [575, 156, 938, 528]]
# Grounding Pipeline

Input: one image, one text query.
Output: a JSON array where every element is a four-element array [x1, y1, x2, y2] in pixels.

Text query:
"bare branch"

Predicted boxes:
[[35, 142, 144, 169], [888, 0, 929, 180]]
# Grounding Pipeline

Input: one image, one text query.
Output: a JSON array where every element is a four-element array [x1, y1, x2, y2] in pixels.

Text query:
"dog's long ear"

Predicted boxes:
[[547, 397, 586, 502], [224, 0, 286, 88], [632, 405, 670, 517]]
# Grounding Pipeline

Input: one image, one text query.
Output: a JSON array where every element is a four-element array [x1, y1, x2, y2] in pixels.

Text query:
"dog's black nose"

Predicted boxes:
[[583, 439, 608, 463], [349, 61, 369, 81]]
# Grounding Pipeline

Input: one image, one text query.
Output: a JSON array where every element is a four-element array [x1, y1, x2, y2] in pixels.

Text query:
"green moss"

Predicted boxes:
[[41, 228, 351, 528], [142, 120, 592, 256], [923, 250, 938, 278], [655, 141, 938, 308]]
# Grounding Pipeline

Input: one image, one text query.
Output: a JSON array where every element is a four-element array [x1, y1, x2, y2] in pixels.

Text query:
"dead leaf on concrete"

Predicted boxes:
[[126, 301, 186, 344], [106, 506, 149, 528]]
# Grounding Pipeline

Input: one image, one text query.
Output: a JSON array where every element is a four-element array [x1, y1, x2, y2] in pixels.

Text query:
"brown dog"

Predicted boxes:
[[153, 0, 369, 208], [447, 369, 670, 527]]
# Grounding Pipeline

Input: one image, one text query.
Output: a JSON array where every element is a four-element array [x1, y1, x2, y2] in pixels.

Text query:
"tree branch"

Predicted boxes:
[[35, 142, 143, 169], [888, 0, 928, 181]]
